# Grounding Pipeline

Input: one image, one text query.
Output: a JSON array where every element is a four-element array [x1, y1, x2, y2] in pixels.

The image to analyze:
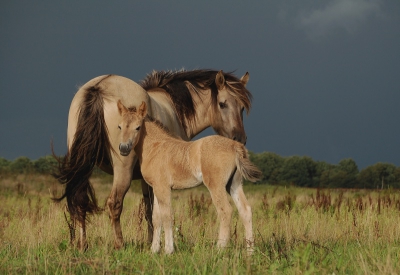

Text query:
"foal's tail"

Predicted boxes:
[[53, 76, 114, 222], [235, 145, 263, 183]]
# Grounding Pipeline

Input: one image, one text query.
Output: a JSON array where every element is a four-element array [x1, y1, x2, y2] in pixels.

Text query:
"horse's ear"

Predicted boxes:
[[117, 100, 127, 115], [240, 72, 249, 87], [138, 101, 147, 118], [215, 70, 225, 90]]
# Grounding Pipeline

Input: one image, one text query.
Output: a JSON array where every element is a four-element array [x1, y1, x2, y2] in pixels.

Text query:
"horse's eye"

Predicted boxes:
[[136, 126, 141, 131], [118, 125, 121, 130], [219, 102, 227, 109]]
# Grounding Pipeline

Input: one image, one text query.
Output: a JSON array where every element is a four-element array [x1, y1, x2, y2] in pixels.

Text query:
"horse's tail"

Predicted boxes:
[[53, 78, 113, 222], [235, 145, 263, 183]]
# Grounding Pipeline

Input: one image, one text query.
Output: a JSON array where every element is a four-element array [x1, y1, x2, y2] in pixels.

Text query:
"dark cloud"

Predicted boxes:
[[1, 1, 399, 169], [296, 0, 384, 38]]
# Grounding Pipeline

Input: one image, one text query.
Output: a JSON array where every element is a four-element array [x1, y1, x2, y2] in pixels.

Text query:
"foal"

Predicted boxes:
[[117, 100, 262, 254]]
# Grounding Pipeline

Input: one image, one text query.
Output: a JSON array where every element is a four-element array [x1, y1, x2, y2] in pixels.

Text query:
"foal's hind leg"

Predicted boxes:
[[229, 171, 254, 253], [206, 181, 233, 249], [107, 157, 136, 249]]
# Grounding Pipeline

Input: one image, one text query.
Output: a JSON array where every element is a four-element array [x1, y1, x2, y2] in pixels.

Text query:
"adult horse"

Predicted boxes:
[[54, 69, 253, 250]]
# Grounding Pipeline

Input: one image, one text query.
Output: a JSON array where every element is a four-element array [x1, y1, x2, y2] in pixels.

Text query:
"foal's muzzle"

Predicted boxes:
[[119, 139, 133, 156]]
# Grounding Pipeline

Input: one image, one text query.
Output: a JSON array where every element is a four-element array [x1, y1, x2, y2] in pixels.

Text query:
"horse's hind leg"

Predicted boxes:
[[229, 171, 254, 253], [78, 213, 88, 250], [63, 209, 76, 246], [107, 158, 136, 249], [141, 179, 154, 244]]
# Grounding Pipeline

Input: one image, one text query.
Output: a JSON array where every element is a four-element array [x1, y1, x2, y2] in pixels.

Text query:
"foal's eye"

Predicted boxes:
[[219, 102, 227, 109], [136, 126, 141, 131], [118, 125, 121, 130]]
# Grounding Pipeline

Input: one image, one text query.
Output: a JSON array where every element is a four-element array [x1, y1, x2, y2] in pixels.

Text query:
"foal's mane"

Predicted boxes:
[[139, 69, 253, 131], [144, 115, 182, 140]]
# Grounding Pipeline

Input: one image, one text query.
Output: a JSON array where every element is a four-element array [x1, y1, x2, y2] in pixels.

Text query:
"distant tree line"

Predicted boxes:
[[249, 152, 400, 189], [0, 156, 105, 176], [1, 153, 400, 189]]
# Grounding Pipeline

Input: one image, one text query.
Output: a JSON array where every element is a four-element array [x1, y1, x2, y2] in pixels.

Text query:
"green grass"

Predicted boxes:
[[1, 174, 400, 274]]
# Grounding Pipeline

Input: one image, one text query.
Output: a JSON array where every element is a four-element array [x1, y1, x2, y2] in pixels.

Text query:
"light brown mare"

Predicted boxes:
[[117, 100, 262, 254], [53, 69, 253, 250]]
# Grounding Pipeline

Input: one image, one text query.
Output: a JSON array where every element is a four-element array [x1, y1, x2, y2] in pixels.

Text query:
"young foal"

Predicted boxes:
[[117, 100, 262, 254]]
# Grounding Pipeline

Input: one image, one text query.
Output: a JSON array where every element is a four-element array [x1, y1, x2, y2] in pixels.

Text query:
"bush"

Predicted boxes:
[[0, 157, 11, 174], [33, 155, 58, 174], [9, 156, 33, 174]]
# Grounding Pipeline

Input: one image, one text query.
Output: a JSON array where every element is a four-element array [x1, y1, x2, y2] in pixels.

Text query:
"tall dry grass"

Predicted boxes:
[[1, 174, 400, 274]]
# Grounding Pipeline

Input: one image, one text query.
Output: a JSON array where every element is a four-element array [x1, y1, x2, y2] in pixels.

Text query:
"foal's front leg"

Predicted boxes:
[[150, 195, 162, 253], [141, 179, 154, 244], [151, 187, 174, 254]]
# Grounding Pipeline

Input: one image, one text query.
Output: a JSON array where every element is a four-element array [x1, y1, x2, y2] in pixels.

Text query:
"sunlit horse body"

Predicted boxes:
[[117, 100, 262, 254], [54, 69, 253, 250]]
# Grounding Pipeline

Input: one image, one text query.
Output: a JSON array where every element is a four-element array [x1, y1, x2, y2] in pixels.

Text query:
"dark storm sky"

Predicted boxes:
[[1, 0, 399, 169]]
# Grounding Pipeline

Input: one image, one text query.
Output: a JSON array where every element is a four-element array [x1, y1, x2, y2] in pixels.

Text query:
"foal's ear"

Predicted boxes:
[[215, 70, 225, 90], [240, 72, 250, 87], [117, 100, 127, 115], [138, 101, 147, 117]]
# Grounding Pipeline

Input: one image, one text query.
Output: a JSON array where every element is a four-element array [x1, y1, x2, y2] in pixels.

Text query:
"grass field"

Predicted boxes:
[[1, 173, 400, 274]]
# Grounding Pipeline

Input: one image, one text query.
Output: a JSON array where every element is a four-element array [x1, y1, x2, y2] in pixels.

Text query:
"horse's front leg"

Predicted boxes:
[[141, 179, 154, 243], [107, 158, 136, 249]]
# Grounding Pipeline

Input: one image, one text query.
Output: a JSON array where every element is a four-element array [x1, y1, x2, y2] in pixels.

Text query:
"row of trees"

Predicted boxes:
[[0, 156, 58, 174], [0, 156, 105, 176], [1, 153, 400, 189], [249, 152, 400, 189]]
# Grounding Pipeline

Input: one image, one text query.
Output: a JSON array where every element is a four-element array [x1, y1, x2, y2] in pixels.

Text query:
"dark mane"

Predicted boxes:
[[139, 69, 252, 132]]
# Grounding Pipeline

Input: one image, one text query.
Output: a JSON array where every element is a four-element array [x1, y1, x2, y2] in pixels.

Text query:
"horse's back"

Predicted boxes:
[[67, 74, 150, 152]]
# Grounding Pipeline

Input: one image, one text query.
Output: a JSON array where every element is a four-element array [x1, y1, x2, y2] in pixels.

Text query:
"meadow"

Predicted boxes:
[[1, 173, 400, 274]]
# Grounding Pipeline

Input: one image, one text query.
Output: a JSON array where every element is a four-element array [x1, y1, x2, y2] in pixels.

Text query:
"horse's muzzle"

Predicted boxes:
[[233, 134, 247, 145], [119, 139, 133, 156]]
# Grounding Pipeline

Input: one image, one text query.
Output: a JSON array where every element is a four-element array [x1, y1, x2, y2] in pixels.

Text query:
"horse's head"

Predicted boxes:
[[117, 100, 147, 156], [210, 71, 250, 145]]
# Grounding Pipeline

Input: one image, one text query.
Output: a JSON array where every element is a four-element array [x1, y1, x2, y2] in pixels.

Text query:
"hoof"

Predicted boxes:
[[151, 243, 161, 254], [164, 246, 174, 255], [114, 241, 124, 250]]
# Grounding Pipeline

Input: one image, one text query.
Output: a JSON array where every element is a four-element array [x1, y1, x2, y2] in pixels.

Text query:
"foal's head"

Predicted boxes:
[[117, 100, 147, 156]]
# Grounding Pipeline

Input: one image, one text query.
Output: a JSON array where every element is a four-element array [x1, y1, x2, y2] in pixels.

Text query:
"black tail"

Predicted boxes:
[[52, 78, 113, 222]]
